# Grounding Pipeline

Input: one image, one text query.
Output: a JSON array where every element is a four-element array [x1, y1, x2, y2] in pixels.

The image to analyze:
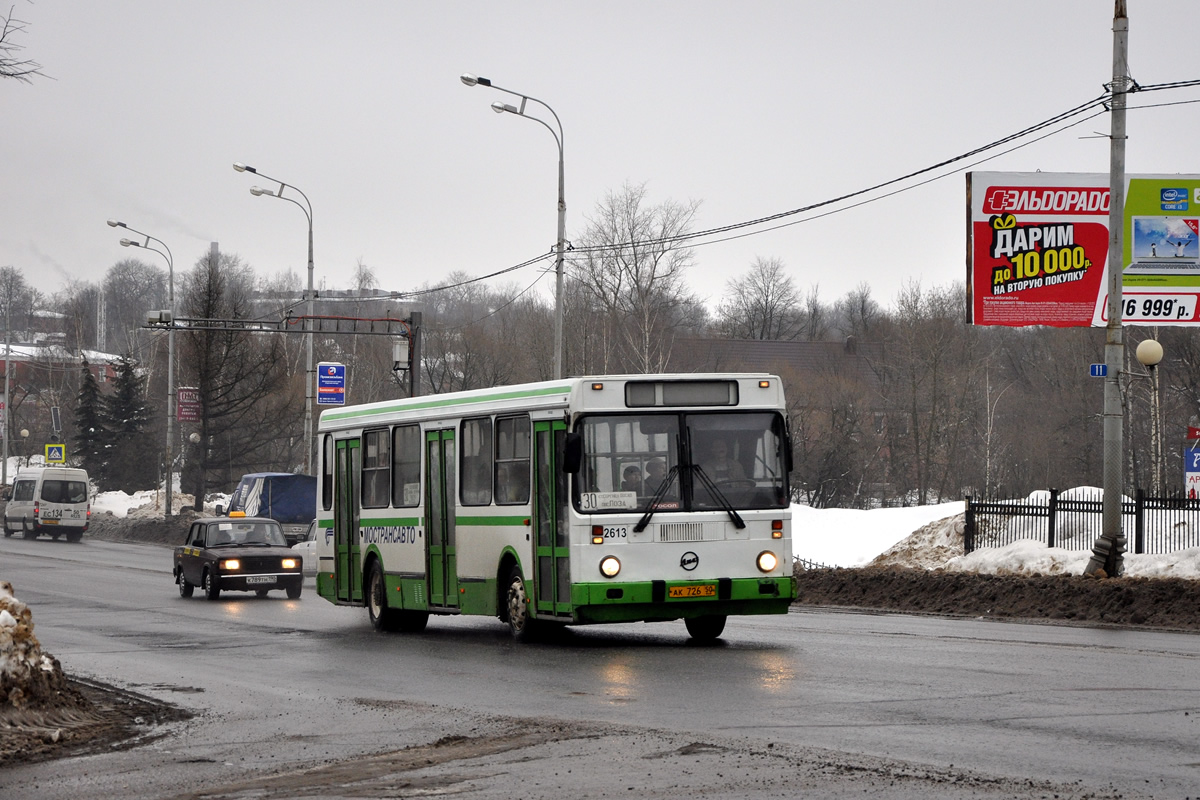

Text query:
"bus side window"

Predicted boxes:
[[391, 424, 421, 507], [321, 434, 334, 511], [361, 428, 390, 508], [495, 415, 530, 504], [461, 417, 493, 505]]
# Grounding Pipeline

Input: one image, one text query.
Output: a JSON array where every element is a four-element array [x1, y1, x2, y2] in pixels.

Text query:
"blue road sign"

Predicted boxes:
[[1090, 363, 1108, 377], [317, 362, 346, 406]]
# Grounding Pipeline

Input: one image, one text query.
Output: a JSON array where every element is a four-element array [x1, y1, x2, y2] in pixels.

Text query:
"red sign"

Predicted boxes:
[[177, 387, 201, 422]]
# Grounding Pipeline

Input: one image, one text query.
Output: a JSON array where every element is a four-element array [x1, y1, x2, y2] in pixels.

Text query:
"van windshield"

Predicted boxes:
[[41, 480, 88, 504]]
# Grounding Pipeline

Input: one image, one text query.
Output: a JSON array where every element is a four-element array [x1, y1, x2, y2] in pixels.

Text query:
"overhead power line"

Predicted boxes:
[[355, 80, 1200, 300]]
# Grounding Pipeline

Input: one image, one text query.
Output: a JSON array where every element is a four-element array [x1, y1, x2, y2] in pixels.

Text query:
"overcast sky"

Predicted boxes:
[[4, 1, 1199, 315]]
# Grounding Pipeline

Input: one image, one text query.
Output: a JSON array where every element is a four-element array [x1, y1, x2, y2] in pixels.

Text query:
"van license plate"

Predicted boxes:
[[246, 576, 275, 585], [668, 584, 715, 598]]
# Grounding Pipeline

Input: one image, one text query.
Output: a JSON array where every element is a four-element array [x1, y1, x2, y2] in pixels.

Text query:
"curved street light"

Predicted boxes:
[[108, 219, 176, 517], [232, 162, 316, 474], [461, 72, 567, 380]]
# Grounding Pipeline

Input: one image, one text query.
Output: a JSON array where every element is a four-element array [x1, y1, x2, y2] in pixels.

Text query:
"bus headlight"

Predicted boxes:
[[599, 556, 621, 578], [221, 559, 241, 570], [756, 551, 778, 573]]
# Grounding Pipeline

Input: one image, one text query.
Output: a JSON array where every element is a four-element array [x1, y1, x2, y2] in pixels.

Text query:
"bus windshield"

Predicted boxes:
[[575, 412, 788, 513]]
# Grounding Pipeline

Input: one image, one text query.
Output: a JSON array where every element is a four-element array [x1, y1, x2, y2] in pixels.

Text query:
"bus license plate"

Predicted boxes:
[[669, 584, 715, 598], [246, 576, 275, 585]]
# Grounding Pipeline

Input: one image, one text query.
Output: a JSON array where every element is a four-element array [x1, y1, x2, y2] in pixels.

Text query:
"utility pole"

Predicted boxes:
[[409, 311, 422, 398], [1087, 0, 1129, 578]]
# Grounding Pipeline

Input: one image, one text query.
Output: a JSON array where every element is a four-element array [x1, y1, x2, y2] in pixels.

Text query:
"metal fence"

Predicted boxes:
[[964, 488, 1200, 555]]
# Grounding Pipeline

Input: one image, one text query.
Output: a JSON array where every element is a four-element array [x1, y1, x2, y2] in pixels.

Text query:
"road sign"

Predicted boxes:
[[1089, 363, 1108, 377], [1187, 447, 1200, 497], [317, 362, 346, 406], [177, 387, 201, 422], [45, 444, 65, 464]]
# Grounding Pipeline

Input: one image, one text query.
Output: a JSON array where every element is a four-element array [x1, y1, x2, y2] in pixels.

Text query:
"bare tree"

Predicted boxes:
[[875, 281, 977, 505], [833, 282, 881, 340], [55, 278, 100, 352], [715, 257, 801, 340], [1, 6, 42, 82], [570, 183, 701, 373], [796, 284, 830, 342], [103, 259, 167, 355]]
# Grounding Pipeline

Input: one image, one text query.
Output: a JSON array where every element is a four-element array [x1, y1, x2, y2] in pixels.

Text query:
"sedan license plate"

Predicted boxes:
[[668, 584, 715, 599], [245, 576, 276, 585]]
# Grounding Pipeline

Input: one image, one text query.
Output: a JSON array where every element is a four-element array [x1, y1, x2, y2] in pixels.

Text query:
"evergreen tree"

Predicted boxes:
[[101, 356, 158, 492], [73, 360, 107, 482]]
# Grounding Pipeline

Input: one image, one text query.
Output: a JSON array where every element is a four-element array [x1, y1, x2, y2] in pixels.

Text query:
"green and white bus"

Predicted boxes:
[[313, 374, 794, 641]]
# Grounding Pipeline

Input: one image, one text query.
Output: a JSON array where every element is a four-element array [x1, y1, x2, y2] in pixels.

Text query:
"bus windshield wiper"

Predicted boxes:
[[692, 466, 746, 529], [634, 464, 681, 532]]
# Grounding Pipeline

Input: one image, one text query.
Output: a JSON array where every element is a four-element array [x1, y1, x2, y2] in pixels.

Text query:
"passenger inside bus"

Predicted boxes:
[[701, 438, 746, 483], [645, 458, 675, 498], [495, 462, 530, 504], [620, 464, 644, 494]]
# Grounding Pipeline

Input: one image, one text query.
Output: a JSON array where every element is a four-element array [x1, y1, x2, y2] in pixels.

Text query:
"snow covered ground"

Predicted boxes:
[[793, 494, 1200, 579]]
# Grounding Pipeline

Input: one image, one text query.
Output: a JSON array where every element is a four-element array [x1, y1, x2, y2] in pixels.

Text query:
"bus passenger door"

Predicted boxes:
[[532, 420, 570, 616], [335, 438, 362, 604], [425, 429, 459, 608]]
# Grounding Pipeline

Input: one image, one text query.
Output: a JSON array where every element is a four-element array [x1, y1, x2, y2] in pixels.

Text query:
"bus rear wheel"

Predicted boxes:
[[684, 614, 727, 641]]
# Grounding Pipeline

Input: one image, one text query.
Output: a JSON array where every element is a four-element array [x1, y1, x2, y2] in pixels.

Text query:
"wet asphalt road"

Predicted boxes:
[[2, 533, 1198, 799]]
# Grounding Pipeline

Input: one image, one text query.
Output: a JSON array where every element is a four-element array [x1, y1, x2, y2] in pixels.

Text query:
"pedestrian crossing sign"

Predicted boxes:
[[45, 444, 65, 463]]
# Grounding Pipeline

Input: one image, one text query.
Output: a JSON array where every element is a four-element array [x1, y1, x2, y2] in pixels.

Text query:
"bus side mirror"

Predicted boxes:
[[562, 433, 583, 474], [215, 504, 225, 516]]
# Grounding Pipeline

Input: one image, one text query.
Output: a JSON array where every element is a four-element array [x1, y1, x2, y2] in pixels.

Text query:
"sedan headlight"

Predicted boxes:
[[756, 551, 778, 573], [221, 559, 241, 570], [599, 556, 621, 578], [281, 558, 299, 570]]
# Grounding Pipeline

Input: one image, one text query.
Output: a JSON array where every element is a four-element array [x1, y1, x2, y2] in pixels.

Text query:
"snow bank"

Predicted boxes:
[[0, 581, 59, 707], [792, 501, 965, 568]]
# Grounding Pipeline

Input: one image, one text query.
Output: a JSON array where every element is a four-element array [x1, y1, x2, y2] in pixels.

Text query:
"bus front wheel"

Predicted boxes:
[[684, 614, 727, 642], [505, 567, 540, 641], [368, 561, 397, 631]]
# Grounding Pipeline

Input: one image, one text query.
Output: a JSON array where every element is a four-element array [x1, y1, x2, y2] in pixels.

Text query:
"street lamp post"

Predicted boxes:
[[460, 72, 566, 380], [233, 162, 316, 475], [1136, 338, 1165, 495], [108, 220, 175, 518]]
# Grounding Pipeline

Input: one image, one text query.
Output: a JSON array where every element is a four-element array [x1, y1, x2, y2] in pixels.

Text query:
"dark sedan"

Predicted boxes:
[[173, 515, 303, 600]]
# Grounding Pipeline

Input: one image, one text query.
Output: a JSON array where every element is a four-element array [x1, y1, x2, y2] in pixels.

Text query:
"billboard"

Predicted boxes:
[[967, 172, 1200, 327]]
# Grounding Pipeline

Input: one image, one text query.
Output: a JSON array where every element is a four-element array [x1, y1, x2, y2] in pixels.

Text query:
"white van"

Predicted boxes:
[[3, 467, 92, 542]]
